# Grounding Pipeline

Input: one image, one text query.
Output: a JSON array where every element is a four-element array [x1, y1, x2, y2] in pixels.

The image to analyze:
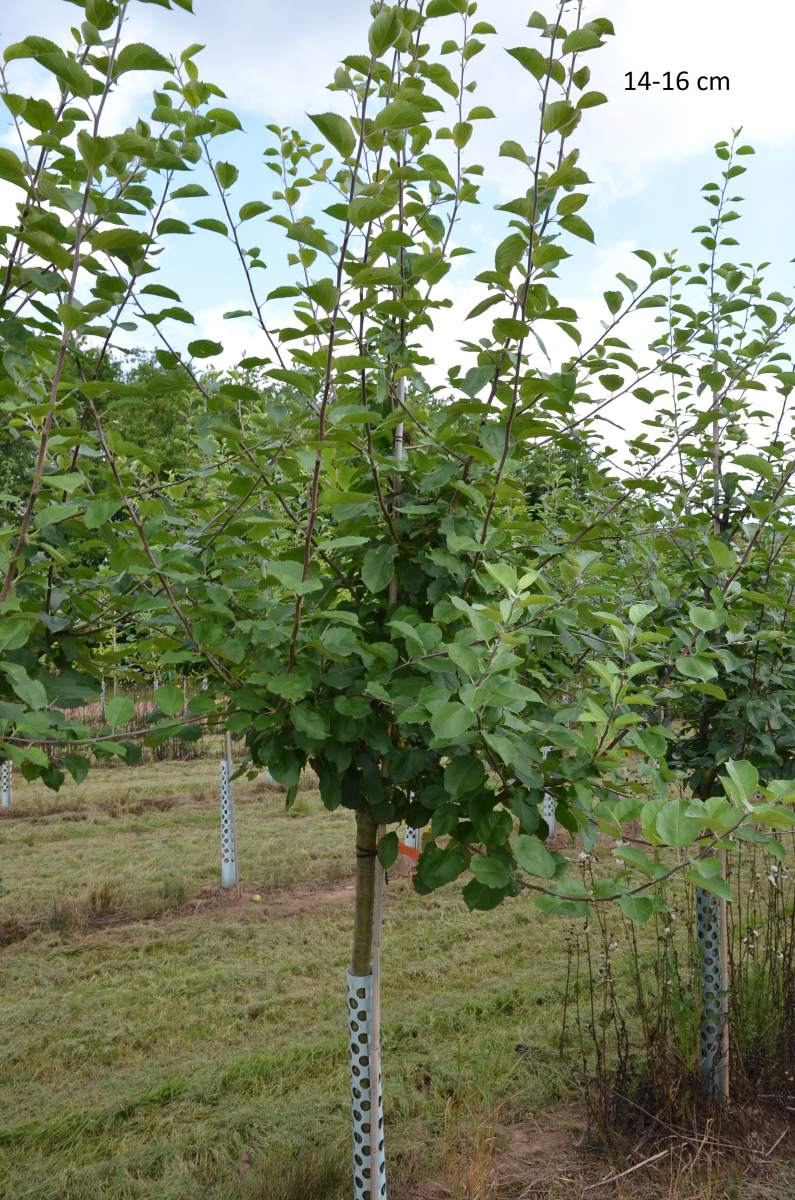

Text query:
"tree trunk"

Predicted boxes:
[[352, 810, 378, 975]]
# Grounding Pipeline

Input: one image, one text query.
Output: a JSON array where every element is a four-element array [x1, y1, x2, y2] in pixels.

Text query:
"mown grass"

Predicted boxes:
[[0, 760, 351, 926], [0, 762, 792, 1199], [0, 762, 574, 1198]]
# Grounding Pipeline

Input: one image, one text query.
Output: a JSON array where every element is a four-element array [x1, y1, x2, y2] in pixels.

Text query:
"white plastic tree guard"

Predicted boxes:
[[542, 793, 556, 838], [696, 885, 727, 1097], [347, 970, 387, 1200], [219, 757, 238, 888], [1, 760, 11, 809], [542, 745, 556, 837], [402, 824, 421, 851], [402, 787, 423, 852]]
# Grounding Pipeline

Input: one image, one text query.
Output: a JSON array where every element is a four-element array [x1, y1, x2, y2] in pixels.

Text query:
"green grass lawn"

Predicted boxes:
[[0, 760, 792, 1200]]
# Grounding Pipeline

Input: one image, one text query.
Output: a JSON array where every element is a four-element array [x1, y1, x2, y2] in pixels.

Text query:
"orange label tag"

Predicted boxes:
[[398, 841, 420, 862]]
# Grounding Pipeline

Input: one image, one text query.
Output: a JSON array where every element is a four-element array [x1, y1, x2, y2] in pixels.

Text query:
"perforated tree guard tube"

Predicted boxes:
[[403, 824, 421, 851], [403, 789, 423, 852], [1, 760, 10, 809], [347, 970, 387, 1200], [541, 745, 556, 837], [220, 758, 238, 888], [542, 793, 556, 838], [696, 885, 724, 1095]]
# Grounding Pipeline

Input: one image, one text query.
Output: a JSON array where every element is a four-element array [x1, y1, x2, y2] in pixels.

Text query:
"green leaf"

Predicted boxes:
[[535, 894, 588, 919], [292, 704, 330, 741], [158, 219, 192, 236], [188, 339, 223, 358], [562, 28, 602, 53], [362, 545, 397, 593], [115, 43, 173, 74], [506, 46, 546, 80], [471, 855, 512, 889], [197, 219, 230, 236], [444, 754, 486, 798], [613, 844, 660, 878], [686, 870, 731, 901], [267, 674, 312, 702], [460, 365, 494, 398], [579, 90, 608, 109], [463, 879, 506, 911], [723, 759, 759, 804], [452, 121, 472, 149], [707, 536, 735, 570], [92, 228, 148, 254], [84, 498, 122, 529], [155, 684, 184, 716], [378, 831, 399, 869], [305, 278, 340, 312], [430, 702, 475, 741], [618, 894, 655, 924], [493, 317, 530, 341], [309, 111, 356, 158], [416, 842, 470, 891], [560, 214, 594, 242], [675, 655, 717, 683], [656, 799, 703, 848], [215, 161, 238, 189], [734, 453, 775, 482], [63, 755, 90, 785], [628, 602, 656, 625], [207, 107, 243, 132], [106, 696, 134, 726], [514, 834, 556, 879], [41, 472, 84, 494], [688, 604, 724, 632], [369, 7, 401, 56], [374, 100, 424, 131], [287, 221, 332, 253], [2, 662, 47, 710], [499, 140, 529, 164], [0, 147, 27, 188], [542, 100, 576, 134], [239, 201, 270, 222], [495, 233, 526, 276], [17, 47, 94, 97], [171, 185, 209, 200]]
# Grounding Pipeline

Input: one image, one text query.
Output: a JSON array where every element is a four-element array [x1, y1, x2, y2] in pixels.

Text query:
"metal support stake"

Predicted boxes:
[[99, 677, 106, 722], [1, 760, 11, 809], [220, 735, 238, 888], [696, 886, 727, 1098]]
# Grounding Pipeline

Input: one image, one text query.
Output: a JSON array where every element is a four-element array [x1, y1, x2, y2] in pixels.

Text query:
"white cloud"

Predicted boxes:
[[193, 301, 266, 366], [460, 0, 795, 199], [4, 0, 795, 176], [2, 0, 791, 467]]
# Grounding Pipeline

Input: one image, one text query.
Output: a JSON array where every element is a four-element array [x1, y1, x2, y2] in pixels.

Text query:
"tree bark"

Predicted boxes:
[[351, 809, 378, 975]]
